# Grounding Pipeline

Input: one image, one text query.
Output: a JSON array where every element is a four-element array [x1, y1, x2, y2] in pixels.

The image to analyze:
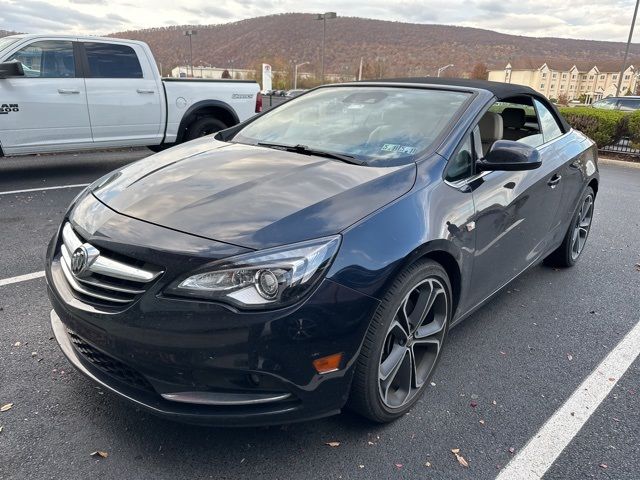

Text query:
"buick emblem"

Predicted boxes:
[[71, 246, 88, 275]]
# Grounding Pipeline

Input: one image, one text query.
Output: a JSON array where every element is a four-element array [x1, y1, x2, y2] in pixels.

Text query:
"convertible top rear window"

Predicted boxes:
[[232, 86, 471, 166]]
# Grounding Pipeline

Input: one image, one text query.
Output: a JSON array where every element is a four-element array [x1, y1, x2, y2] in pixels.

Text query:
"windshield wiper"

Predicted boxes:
[[257, 142, 366, 166]]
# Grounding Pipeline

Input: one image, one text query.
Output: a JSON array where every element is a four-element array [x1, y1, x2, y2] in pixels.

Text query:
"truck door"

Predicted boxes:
[[81, 41, 163, 146], [0, 40, 92, 155]]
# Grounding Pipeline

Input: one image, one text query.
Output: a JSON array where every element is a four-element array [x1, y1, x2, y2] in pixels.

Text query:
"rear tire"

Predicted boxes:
[[348, 259, 452, 423], [545, 186, 595, 268], [184, 117, 227, 141]]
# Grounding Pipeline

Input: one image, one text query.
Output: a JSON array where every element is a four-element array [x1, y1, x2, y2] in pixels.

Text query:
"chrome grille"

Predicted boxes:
[[59, 223, 162, 308]]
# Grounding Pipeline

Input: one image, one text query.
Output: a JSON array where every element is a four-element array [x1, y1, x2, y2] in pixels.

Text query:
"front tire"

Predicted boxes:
[[348, 259, 452, 423], [545, 186, 595, 268]]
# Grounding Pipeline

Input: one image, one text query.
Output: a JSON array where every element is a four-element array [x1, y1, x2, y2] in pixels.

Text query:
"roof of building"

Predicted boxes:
[[497, 58, 635, 73]]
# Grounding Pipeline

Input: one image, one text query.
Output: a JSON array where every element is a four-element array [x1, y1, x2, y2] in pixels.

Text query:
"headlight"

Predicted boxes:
[[166, 235, 341, 309]]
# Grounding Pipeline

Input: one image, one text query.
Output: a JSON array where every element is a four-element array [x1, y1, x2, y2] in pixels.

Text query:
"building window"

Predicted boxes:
[[572, 74, 577, 79], [570, 85, 574, 89], [589, 75, 594, 79], [552, 73, 557, 78], [542, 72, 547, 78], [600, 75, 605, 80], [540, 83, 545, 88], [560, 85, 565, 89], [562, 73, 567, 79], [613, 74, 618, 80], [550, 84, 556, 89], [625, 74, 631, 80]]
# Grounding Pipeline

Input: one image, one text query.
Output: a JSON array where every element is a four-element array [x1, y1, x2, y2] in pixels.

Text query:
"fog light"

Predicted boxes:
[[256, 269, 279, 299], [313, 353, 343, 374]]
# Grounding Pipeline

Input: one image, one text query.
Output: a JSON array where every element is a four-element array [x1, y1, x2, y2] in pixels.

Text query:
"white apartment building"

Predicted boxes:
[[488, 60, 638, 103]]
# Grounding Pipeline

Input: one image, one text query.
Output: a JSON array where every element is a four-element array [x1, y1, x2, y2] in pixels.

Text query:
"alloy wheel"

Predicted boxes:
[[571, 194, 594, 260], [378, 277, 448, 409]]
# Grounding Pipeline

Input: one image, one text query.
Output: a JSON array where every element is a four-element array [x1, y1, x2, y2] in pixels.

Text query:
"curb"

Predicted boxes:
[[598, 157, 640, 169]]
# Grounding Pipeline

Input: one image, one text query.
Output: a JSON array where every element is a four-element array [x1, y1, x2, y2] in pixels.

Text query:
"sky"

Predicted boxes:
[[1, 0, 638, 42]]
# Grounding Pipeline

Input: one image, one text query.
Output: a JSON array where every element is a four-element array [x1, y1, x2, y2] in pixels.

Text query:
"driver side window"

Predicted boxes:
[[8, 40, 75, 78]]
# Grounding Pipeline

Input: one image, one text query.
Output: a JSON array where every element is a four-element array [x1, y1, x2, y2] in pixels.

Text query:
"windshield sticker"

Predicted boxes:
[[381, 144, 417, 155]]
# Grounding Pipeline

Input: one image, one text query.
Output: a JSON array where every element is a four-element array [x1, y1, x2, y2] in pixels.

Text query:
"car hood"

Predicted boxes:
[[92, 139, 416, 250]]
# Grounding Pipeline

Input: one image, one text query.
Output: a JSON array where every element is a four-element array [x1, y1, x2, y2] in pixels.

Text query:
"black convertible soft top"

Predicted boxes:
[[374, 77, 571, 132]]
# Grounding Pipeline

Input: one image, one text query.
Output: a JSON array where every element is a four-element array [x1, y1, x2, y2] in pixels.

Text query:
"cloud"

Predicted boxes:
[[0, 0, 129, 33], [0, 0, 637, 41]]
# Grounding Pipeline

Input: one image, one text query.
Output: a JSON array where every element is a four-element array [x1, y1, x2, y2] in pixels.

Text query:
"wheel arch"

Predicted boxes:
[[388, 240, 463, 319], [587, 177, 598, 197], [176, 100, 240, 144]]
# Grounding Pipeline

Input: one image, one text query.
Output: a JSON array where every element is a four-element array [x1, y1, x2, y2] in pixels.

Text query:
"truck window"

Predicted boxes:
[[7, 40, 75, 78], [84, 43, 143, 79]]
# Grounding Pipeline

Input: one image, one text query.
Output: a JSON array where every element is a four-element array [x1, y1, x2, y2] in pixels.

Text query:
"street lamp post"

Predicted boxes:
[[294, 61, 310, 89], [315, 12, 337, 83], [437, 64, 454, 77], [183, 30, 197, 78], [616, 0, 640, 97]]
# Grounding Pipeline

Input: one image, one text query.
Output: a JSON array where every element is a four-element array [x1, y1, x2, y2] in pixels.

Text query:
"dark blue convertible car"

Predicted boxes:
[[46, 78, 598, 425]]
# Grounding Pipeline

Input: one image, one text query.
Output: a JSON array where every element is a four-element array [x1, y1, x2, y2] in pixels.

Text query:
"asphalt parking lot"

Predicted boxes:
[[0, 150, 638, 480]]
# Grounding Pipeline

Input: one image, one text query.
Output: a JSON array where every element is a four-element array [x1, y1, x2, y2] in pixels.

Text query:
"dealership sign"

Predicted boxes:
[[262, 64, 272, 91]]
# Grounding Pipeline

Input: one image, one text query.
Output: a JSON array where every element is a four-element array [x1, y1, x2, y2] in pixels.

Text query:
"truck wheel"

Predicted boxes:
[[185, 118, 227, 141]]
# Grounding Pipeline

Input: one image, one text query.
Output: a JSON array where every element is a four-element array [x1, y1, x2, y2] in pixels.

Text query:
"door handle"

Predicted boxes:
[[136, 89, 155, 94], [57, 89, 80, 95], [547, 174, 562, 187]]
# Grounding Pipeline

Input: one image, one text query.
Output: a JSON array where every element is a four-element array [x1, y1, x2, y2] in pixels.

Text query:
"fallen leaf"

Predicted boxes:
[[31, 352, 37, 357], [599, 463, 608, 469], [500, 351, 506, 355], [470, 400, 478, 408], [325, 441, 340, 447], [608, 377, 616, 382], [430, 382, 436, 387], [567, 354, 573, 361], [0, 426, 3, 433], [358, 465, 364, 469], [612, 417, 620, 423], [394, 464, 403, 468], [451, 449, 469, 468], [479, 420, 485, 425], [635, 263, 640, 271], [0, 403, 13, 412], [367, 441, 374, 445], [508, 447, 515, 454], [13, 342, 20, 347], [492, 400, 497, 405], [90, 451, 108, 459], [425, 461, 432, 467]]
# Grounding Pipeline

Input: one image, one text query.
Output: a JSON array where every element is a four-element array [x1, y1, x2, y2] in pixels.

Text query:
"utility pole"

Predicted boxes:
[[617, 0, 639, 97], [316, 12, 337, 83], [184, 30, 197, 78]]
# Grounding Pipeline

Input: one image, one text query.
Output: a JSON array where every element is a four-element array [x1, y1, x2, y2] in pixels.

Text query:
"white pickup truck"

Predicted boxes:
[[0, 35, 261, 156]]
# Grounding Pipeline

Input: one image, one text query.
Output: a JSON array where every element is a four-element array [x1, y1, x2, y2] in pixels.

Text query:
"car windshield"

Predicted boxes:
[[232, 86, 471, 166]]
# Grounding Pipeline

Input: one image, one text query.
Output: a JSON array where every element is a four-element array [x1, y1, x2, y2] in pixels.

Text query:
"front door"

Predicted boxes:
[[0, 40, 92, 155], [467, 98, 567, 307]]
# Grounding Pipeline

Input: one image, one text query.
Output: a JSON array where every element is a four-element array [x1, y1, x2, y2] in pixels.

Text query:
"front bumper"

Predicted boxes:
[[46, 200, 380, 426]]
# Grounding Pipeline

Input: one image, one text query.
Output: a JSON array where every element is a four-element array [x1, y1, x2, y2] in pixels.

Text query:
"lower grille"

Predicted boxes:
[[58, 223, 162, 309], [67, 329, 154, 393]]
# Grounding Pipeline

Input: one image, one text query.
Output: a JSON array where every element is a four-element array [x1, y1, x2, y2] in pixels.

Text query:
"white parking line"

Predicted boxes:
[[0, 183, 89, 196], [0, 271, 46, 287], [496, 320, 640, 480]]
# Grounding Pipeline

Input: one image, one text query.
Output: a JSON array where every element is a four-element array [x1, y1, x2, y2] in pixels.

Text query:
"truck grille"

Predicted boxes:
[[59, 223, 162, 309], [67, 329, 154, 392]]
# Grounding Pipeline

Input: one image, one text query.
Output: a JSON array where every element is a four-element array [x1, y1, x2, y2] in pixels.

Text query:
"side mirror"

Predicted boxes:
[[0, 61, 24, 79], [476, 140, 541, 171]]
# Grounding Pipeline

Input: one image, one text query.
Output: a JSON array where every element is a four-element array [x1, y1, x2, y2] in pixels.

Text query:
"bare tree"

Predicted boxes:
[[470, 63, 488, 80]]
